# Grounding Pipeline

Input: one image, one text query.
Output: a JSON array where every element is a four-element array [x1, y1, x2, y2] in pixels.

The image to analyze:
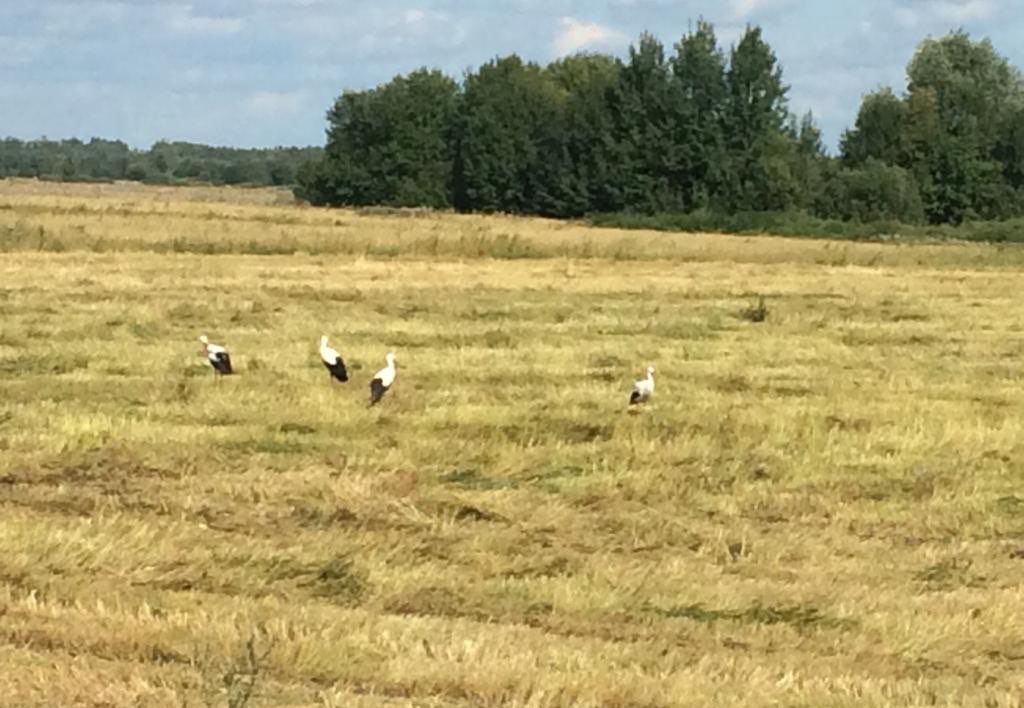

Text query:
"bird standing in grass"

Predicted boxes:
[[319, 335, 349, 383], [629, 366, 655, 405], [199, 335, 233, 377], [369, 352, 396, 406]]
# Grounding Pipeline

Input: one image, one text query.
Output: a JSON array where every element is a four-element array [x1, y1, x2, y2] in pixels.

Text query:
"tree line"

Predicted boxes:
[[297, 24, 1024, 230], [0, 137, 321, 188]]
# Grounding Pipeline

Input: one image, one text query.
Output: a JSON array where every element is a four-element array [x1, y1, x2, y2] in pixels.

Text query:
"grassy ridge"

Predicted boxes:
[[1, 182, 1023, 706], [4, 179, 1024, 270], [591, 209, 1024, 245]]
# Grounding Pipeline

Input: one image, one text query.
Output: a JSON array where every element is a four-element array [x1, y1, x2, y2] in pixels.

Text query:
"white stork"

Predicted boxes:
[[319, 335, 349, 383], [369, 352, 396, 406], [199, 335, 233, 377], [629, 366, 655, 405]]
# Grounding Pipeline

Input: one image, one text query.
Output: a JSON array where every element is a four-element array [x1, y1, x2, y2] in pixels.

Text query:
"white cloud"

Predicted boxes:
[[247, 90, 306, 115], [894, 7, 920, 28], [251, 0, 323, 5], [281, 4, 460, 52], [716, 24, 745, 50], [169, 5, 244, 34], [933, 0, 996, 22], [180, 67, 207, 85], [731, 0, 763, 20], [0, 36, 49, 66], [729, 0, 799, 21], [894, 0, 998, 28], [43, 1, 127, 35], [554, 17, 625, 56]]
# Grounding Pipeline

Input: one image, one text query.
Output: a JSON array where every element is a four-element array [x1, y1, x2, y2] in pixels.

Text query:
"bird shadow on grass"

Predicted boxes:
[[914, 557, 987, 592], [440, 468, 517, 491], [648, 601, 856, 632], [626, 405, 652, 416], [737, 295, 770, 323]]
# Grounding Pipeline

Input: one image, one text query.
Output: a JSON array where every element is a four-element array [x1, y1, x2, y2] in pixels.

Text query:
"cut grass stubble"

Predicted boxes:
[[0, 181, 1023, 706]]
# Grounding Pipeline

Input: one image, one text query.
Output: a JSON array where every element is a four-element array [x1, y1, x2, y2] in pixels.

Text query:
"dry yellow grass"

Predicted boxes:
[[1, 181, 1023, 707]]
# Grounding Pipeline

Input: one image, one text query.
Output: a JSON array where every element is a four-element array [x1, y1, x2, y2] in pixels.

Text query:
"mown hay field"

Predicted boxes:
[[0, 179, 1023, 707]]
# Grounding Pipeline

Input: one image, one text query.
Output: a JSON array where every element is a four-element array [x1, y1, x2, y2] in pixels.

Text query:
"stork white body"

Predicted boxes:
[[199, 335, 233, 376], [369, 352, 396, 406], [629, 366, 655, 405], [319, 335, 349, 383]]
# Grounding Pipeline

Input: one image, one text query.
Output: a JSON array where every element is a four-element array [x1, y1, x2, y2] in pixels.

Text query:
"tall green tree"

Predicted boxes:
[[671, 19, 728, 209], [720, 26, 794, 211], [788, 111, 829, 211], [547, 53, 620, 215], [603, 33, 687, 212], [840, 88, 908, 167], [907, 32, 1023, 146], [307, 68, 460, 208], [904, 32, 1023, 221], [995, 104, 1024, 193], [452, 55, 568, 215]]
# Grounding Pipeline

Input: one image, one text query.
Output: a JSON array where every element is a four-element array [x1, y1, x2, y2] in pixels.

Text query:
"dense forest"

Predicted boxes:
[[297, 24, 1024, 238], [0, 138, 320, 187]]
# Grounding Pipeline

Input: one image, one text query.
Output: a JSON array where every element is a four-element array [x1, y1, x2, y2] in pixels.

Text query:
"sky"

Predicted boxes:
[[0, 0, 1017, 153]]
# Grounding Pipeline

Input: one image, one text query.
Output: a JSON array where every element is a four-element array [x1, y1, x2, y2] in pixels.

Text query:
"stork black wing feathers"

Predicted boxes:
[[211, 351, 233, 375], [369, 378, 387, 406], [324, 357, 349, 382]]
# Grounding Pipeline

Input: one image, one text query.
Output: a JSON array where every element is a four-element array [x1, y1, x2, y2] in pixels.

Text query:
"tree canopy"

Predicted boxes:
[[297, 25, 1024, 229]]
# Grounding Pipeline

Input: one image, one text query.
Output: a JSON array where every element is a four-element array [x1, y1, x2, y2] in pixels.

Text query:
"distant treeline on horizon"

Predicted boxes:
[[0, 137, 321, 188], [8, 22, 1024, 243]]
